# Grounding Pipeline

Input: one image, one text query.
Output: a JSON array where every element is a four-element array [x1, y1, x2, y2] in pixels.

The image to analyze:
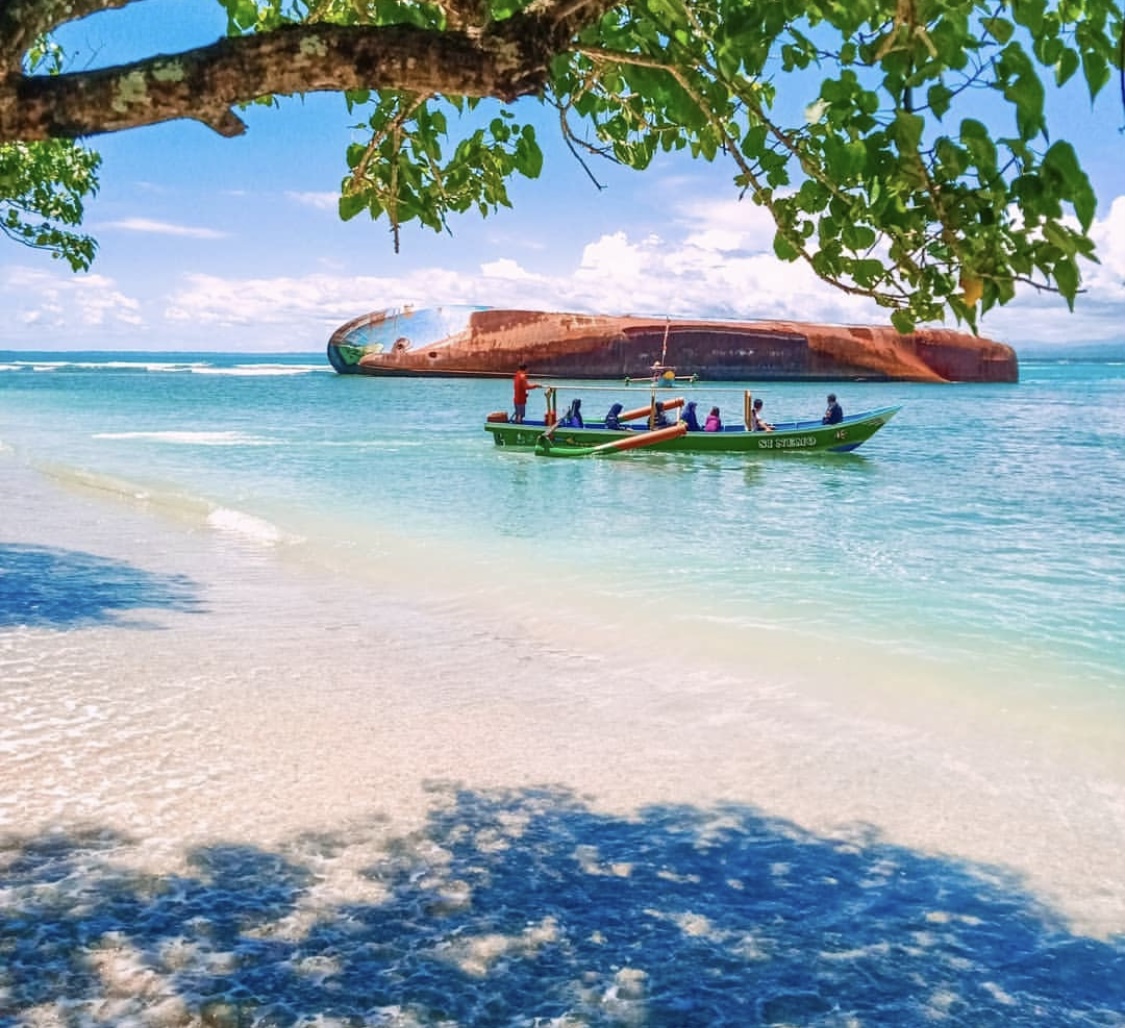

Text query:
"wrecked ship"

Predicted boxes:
[[326, 305, 1018, 383]]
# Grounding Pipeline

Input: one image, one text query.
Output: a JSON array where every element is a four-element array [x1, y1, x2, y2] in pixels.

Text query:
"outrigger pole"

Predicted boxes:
[[542, 383, 758, 430]]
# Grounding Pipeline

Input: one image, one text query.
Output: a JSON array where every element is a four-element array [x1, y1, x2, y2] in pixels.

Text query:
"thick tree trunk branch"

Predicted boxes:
[[0, 19, 564, 142], [0, 0, 132, 70]]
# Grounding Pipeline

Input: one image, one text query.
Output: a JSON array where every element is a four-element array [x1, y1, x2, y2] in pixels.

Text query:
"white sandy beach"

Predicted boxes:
[[3, 454, 1124, 1024]]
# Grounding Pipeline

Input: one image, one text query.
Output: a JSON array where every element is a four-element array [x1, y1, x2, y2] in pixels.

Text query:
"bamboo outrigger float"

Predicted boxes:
[[485, 386, 902, 458]]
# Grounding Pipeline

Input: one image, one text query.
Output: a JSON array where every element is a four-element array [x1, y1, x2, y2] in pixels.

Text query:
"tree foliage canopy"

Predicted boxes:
[[0, 0, 1121, 329]]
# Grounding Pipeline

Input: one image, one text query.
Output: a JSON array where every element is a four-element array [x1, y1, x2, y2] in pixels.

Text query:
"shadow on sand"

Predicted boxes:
[[1, 785, 1122, 1026], [0, 543, 204, 628]]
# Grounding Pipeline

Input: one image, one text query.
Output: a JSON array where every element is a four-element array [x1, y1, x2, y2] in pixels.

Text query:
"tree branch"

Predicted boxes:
[[0, 18, 568, 142], [0, 0, 133, 71]]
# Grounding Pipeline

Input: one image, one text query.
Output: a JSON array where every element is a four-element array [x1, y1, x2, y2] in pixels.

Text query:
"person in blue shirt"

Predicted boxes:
[[682, 401, 701, 431], [822, 393, 843, 425], [604, 402, 624, 429], [561, 398, 584, 427]]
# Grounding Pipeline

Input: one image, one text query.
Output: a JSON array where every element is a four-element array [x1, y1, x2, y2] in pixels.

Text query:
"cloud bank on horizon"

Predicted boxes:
[[2, 188, 1123, 355]]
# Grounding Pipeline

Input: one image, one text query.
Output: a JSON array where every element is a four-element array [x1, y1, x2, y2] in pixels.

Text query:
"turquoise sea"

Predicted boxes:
[[2, 350, 1124, 1025]]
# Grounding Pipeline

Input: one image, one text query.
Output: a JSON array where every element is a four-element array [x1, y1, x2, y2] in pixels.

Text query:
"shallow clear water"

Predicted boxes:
[[2, 352, 1122, 697]]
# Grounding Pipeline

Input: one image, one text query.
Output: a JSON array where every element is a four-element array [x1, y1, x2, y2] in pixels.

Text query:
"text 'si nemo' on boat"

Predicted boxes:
[[326, 305, 1018, 383]]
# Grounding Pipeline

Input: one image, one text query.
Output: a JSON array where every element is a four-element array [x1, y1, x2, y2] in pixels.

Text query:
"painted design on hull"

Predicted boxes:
[[327, 306, 1018, 383]]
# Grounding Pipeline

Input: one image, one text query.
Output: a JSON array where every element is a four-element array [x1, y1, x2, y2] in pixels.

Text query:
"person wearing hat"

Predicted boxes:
[[822, 393, 843, 425]]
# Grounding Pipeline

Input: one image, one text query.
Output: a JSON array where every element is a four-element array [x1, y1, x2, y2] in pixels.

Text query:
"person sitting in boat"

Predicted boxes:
[[682, 401, 701, 431], [604, 402, 624, 430], [704, 406, 722, 432], [561, 398, 584, 427], [750, 397, 774, 432], [652, 401, 670, 428], [822, 393, 843, 425]]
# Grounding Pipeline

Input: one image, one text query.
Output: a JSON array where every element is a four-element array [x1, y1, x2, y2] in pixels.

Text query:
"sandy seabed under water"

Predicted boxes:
[[2, 457, 1124, 1027]]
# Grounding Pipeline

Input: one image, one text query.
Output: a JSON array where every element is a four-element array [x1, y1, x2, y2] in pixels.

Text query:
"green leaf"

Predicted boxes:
[[927, 83, 953, 119], [1043, 141, 1097, 229], [1053, 256, 1079, 305], [1080, 49, 1111, 98], [338, 192, 367, 221], [773, 233, 801, 261], [1054, 48, 1080, 87], [893, 111, 924, 153], [891, 309, 916, 333], [982, 17, 1014, 43]]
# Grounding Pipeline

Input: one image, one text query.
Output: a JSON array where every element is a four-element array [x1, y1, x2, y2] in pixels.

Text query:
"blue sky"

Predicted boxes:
[[1, 0, 1122, 355]]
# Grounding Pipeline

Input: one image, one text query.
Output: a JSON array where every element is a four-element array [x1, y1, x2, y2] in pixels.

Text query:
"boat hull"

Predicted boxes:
[[486, 406, 902, 455], [328, 306, 1018, 384]]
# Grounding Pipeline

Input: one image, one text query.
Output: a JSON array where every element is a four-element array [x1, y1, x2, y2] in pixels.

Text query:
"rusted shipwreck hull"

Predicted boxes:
[[326, 306, 1018, 383]]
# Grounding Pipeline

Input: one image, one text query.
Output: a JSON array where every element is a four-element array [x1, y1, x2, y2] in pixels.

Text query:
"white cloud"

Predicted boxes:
[[156, 221, 884, 350], [285, 191, 340, 211], [6, 190, 1123, 353], [480, 258, 542, 281], [1, 266, 144, 333], [99, 217, 229, 240], [1087, 195, 1125, 285]]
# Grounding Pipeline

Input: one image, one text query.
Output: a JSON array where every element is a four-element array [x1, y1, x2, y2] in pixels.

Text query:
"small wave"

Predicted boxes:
[[1, 360, 208, 372], [92, 431, 277, 446], [38, 464, 173, 507], [80, 360, 209, 372], [191, 365, 329, 376], [314, 439, 426, 449], [206, 507, 298, 546], [35, 462, 301, 546]]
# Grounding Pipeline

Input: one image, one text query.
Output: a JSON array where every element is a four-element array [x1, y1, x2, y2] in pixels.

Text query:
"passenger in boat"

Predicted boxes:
[[604, 402, 624, 430], [512, 363, 541, 424], [704, 406, 722, 432], [750, 397, 774, 432], [682, 401, 701, 431], [652, 401, 670, 428], [561, 398, 584, 427], [822, 393, 843, 425]]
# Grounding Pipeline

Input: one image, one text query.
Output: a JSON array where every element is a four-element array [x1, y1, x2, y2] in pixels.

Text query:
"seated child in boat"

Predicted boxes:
[[704, 406, 722, 432], [750, 397, 774, 432], [652, 401, 670, 428], [561, 398, 584, 427], [604, 402, 624, 430], [682, 401, 701, 431]]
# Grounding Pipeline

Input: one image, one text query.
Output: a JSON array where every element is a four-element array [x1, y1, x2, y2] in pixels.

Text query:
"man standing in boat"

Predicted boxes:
[[512, 363, 541, 423]]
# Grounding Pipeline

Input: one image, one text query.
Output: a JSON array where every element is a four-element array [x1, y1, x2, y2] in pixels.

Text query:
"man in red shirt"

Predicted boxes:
[[512, 363, 541, 423]]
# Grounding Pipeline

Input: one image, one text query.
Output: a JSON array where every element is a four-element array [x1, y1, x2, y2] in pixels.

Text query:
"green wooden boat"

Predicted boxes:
[[484, 391, 902, 457]]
